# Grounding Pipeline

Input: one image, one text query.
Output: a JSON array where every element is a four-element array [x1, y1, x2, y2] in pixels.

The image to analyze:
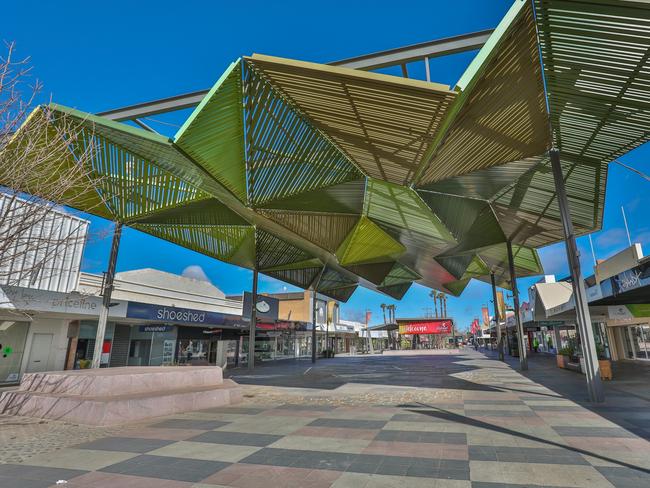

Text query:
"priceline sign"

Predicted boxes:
[[398, 319, 453, 335]]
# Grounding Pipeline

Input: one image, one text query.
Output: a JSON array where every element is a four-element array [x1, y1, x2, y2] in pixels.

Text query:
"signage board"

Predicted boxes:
[[0, 285, 127, 317], [127, 302, 244, 328], [539, 320, 564, 327], [139, 325, 174, 333], [242, 292, 279, 321], [608, 304, 650, 320], [398, 319, 453, 335]]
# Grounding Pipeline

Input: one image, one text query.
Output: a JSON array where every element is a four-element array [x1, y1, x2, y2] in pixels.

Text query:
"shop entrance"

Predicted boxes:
[[25, 333, 53, 373], [623, 325, 650, 360]]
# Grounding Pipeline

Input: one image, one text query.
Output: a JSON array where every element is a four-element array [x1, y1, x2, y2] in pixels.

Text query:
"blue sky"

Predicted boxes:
[[6, 0, 650, 329]]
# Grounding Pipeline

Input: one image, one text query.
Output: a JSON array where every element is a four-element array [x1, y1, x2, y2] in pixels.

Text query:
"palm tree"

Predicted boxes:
[[440, 293, 447, 318], [380, 303, 387, 324], [429, 290, 438, 318]]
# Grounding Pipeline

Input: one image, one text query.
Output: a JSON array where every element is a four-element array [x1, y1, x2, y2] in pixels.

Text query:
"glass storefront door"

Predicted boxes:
[[625, 325, 650, 360]]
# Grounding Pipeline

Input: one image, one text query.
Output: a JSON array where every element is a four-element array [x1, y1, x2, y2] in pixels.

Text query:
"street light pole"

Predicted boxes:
[[490, 272, 504, 361], [507, 240, 528, 371], [92, 222, 122, 369], [248, 269, 258, 370], [550, 148, 604, 402]]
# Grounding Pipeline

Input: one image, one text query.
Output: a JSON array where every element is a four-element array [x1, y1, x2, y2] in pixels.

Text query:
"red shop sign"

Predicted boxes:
[[398, 320, 453, 335]]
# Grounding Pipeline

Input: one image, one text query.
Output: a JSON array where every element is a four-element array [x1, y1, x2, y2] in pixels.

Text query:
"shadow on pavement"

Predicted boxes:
[[484, 349, 650, 441], [407, 402, 650, 476], [226, 353, 503, 392]]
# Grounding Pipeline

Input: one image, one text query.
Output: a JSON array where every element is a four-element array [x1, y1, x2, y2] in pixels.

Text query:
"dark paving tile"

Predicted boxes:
[[468, 445, 589, 465], [240, 447, 469, 479], [595, 466, 650, 488], [0, 465, 87, 488], [100, 454, 229, 482], [73, 436, 174, 453], [309, 418, 387, 429], [464, 409, 536, 417], [376, 430, 467, 445], [149, 418, 229, 430], [188, 430, 282, 447], [391, 413, 447, 423], [554, 426, 637, 438]]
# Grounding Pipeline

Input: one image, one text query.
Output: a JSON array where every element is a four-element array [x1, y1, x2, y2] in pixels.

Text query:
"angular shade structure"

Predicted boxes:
[[4, 0, 649, 301]]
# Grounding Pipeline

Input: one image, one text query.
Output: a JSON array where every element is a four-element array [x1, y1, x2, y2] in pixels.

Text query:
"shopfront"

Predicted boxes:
[[397, 319, 454, 349], [621, 324, 650, 360], [0, 320, 30, 383]]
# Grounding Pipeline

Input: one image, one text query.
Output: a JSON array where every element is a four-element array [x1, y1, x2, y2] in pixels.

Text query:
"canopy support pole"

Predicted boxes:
[[248, 269, 258, 370], [311, 289, 318, 363], [490, 272, 504, 361], [92, 222, 122, 369], [550, 148, 604, 402], [507, 240, 528, 371]]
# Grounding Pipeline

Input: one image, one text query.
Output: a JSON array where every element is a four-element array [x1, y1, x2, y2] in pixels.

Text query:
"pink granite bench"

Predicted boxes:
[[0, 366, 242, 426]]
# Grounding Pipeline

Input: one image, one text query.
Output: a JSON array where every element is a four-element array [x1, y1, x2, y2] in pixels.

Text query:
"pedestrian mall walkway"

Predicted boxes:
[[1, 349, 649, 487]]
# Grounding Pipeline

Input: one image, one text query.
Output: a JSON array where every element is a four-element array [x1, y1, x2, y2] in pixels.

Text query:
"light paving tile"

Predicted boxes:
[[19, 448, 137, 471], [148, 441, 262, 462], [269, 435, 372, 454], [469, 461, 616, 488], [63, 471, 194, 487], [173, 411, 251, 422], [331, 472, 470, 488]]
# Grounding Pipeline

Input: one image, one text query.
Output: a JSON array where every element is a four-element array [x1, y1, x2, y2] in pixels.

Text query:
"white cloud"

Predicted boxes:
[[181, 265, 211, 283], [595, 227, 627, 249]]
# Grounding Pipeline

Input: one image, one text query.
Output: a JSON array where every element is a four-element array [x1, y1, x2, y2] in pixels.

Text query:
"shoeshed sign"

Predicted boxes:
[[127, 301, 245, 328], [398, 319, 453, 335]]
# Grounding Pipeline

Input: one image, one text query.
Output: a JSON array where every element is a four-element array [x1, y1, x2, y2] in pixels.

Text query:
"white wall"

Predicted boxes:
[[19, 317, 70, 375]]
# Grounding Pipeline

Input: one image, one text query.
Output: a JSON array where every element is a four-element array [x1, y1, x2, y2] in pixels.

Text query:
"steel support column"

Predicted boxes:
[[490, 272, 504, 361], [248, 269, 258, 370], [550, 148, 604, 402], [507, 240, 528, 371], [311, 289, 317, 364], [92, 222, 122, 369]]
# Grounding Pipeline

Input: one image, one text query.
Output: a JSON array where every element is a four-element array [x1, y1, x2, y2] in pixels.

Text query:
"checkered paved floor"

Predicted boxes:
[[2, 350, 650, 487]]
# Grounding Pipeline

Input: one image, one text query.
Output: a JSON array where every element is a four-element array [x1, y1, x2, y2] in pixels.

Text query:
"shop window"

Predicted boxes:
[[0, 321, 29, 384]]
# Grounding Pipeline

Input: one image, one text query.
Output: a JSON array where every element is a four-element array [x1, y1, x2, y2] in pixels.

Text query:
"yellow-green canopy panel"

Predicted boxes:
[[4, 0, 649, 300]]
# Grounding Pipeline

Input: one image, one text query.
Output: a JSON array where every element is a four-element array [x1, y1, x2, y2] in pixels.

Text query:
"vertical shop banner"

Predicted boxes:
[[481, 307, 489, 327], [497, 291, 506, 319]]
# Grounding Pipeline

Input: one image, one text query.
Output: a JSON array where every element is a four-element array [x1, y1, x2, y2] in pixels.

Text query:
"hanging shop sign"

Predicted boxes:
[[242, 292, 279, 321], [398, 319, 453, 335]]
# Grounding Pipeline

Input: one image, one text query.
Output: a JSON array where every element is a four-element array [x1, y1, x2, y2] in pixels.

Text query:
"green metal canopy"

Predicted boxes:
[[3, 0, 649, 300]]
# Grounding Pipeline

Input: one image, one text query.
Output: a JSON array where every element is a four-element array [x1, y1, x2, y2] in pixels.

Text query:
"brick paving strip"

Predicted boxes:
[[0, 350, 649, 487]]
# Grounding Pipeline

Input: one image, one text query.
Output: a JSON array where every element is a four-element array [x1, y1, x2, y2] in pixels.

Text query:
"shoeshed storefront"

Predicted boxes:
[[72, 302, 247, 369]]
